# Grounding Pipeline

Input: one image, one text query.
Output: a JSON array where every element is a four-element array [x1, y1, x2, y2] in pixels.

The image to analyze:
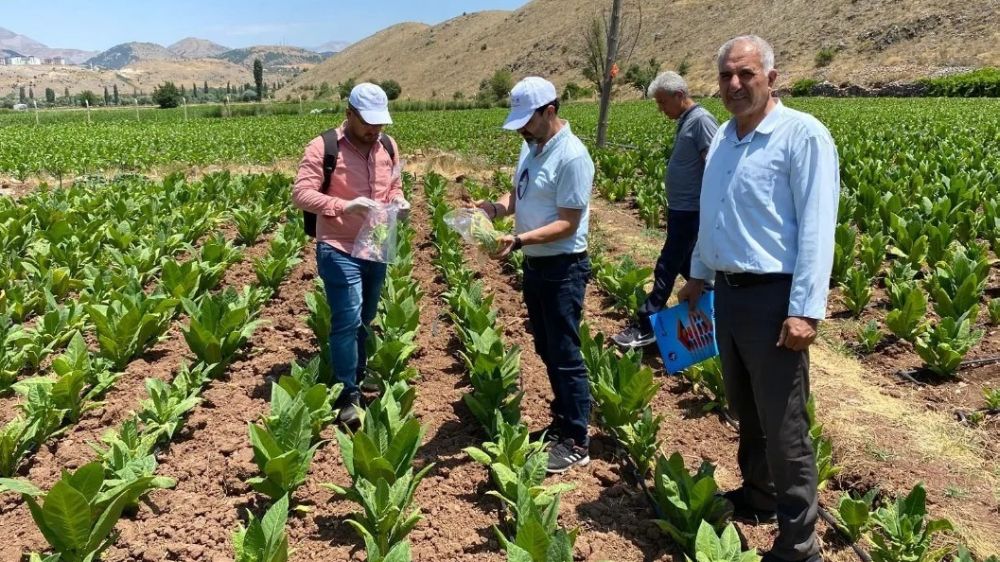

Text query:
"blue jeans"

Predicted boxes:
[[315, 242, 387, 397], [522, 253, 591, 445], [637, 209, 700, 332]]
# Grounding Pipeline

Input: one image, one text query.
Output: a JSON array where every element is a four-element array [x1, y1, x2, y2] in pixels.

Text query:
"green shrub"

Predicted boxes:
[[792, 79, 819, 97]]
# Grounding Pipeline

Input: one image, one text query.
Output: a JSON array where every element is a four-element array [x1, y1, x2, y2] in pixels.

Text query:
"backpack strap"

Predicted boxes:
[[319, 128, 340, 195], [320, 131, 396, 194]]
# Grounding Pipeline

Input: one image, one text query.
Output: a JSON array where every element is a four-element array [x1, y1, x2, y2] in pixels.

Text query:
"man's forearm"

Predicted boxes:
[[518, 220, 576, 246], [493, 191, 514, 217]]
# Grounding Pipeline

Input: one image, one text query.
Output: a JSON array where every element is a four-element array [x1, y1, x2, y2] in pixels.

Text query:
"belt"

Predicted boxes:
[[716, 271, 792, 288], [524, 251, 588, 268]]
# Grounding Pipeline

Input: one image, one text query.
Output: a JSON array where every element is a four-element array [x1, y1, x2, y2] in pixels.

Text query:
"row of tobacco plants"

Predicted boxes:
[[0, 173, 304, 561], [425, 171, 581, 561]]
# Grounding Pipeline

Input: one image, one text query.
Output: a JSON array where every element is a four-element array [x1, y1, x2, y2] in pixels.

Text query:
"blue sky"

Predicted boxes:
[[2, 0, 528, 51]]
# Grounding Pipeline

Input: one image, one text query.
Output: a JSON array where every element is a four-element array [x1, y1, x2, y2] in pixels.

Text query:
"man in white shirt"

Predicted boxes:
[[479, 77, 595, 474]]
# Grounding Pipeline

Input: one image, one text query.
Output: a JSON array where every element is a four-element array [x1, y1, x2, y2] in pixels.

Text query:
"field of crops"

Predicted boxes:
[[0, 98, 998, 561]]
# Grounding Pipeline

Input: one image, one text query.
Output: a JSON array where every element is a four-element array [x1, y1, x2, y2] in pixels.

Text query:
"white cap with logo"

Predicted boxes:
[[502, 76, 557, 130], [348, 82, 393, 125]]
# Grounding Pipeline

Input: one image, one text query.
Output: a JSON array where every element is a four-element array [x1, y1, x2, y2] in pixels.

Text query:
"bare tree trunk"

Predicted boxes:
[[596, 0, 623, 148]]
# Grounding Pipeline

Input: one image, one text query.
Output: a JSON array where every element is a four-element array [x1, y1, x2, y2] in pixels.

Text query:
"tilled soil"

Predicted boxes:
[[2, 173, 997, 560]]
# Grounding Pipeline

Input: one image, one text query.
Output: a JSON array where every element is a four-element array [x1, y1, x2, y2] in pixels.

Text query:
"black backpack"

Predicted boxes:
[[303, 129, 396, 237]]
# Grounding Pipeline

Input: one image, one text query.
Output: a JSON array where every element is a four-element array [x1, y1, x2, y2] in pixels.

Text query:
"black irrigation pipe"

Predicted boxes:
[[894, 355, 1000, 383], [954, 408, 1000, 424], [816, 506, 874, 562]]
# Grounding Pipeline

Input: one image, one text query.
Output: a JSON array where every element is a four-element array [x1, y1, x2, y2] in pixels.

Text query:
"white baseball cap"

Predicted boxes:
[[502, 76, 558, 130], [348, 82, 392, 125]]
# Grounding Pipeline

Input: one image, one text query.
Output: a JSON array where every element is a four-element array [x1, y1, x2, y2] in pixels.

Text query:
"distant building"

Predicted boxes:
[[26, 56, 41, 65], [42, 57, 66, 65], [6, 56, 27, 65]]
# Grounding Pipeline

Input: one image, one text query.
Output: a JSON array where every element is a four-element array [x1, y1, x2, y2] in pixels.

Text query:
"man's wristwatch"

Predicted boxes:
[[511, 235, 523, 251]]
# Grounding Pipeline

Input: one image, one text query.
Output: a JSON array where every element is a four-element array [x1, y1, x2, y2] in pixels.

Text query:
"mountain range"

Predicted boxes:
[[0, 27, 95, 63], [0, 26, 348, 68]]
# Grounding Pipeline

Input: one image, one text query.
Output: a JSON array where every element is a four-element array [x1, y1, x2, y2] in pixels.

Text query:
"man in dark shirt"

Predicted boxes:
[[613, 71, 719, 348]]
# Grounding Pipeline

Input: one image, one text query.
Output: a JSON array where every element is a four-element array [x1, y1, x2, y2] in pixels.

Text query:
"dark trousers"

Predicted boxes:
[[637, 209, 700, 332], [522, 253, 591, 445], [715, 275, 819, 560]]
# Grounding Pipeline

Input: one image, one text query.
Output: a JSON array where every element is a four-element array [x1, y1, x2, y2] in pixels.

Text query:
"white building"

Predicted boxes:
[[26, 56, 41, 65]]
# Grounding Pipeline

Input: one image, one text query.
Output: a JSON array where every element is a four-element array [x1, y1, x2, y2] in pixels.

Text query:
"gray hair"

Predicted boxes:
[[647, 71, 689, 98], [717, 35, 775, 73]]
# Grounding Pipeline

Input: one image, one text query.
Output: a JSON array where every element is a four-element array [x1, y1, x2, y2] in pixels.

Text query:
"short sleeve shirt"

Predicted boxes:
[[666, 105, 719, 211], [513, 122, 594, 257]]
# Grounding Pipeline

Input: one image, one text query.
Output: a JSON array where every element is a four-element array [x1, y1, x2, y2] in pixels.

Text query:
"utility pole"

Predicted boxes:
[[596, 0, 623, 148]]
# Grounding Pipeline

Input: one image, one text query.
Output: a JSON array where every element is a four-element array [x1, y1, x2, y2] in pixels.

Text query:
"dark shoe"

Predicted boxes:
[[528, 423, 562, 449], [546, 438, 591, 474], [721, 487, 777, 524], [611, 324, 656, 349], [762, 552, 821, 562], [336, 393, 363, 429]]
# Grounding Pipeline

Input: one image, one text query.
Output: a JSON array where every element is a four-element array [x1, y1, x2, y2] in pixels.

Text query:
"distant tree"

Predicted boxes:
[[316, 81, 332, 99], [45, 87, 55, 104], [677, 55, 691, 77], [180, 84, 186, 98], [103, 86, 110, 105], [152, 81, 182, 109], [203, 80, 208, 94], [64, 87, 70, 99], [113, 84, 119, 104], [192, 83, 198, 98], [226, 81, 231, 94], [337, 77, 356, 100], [78, 90, 99, 107], [253, 58, 264, 101], [380, 79, 402, 100], [18, 86, 25, 103], [28, 87, 34, 100], [478, 69, 512, 103], [623, 58, 660, 97]]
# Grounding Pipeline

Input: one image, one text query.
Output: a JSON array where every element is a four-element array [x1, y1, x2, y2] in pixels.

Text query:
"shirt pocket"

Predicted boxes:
[[735, 162, 777, 209]]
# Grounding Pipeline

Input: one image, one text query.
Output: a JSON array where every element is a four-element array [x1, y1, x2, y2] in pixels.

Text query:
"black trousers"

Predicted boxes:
[[522, 253, 591, 445], [637, 209, 700, 332], [715, 275, 819, 560]]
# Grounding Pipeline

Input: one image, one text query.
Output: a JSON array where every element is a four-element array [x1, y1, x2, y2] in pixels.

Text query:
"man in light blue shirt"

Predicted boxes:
[[479, 77, 595, 475], [678, 36, 839, 562]]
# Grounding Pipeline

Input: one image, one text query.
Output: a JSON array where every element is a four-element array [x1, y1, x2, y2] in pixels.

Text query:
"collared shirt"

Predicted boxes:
[[666, 104, 719, 211], [691, 102, 840, 320], [513, 122, 594, 257], [292, 123, 403, 254]]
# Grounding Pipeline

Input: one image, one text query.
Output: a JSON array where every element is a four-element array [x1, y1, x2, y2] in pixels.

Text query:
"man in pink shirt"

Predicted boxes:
[[292, 82, 409, 427]]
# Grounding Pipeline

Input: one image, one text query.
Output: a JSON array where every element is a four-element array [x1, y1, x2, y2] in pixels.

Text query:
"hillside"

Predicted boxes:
[[0, 27, 95, 64], [281, 0, 1000, 99], [168, 37, 230, 59], [87, 42, 178, 70], [211, 45, 326, 68]]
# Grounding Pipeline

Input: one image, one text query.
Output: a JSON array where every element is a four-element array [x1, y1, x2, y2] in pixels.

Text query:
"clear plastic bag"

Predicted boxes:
[[443, 208, 504, 255], [352, 200, 401, 263]]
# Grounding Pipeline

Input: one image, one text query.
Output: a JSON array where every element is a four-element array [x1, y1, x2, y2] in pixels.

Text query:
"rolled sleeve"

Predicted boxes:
[[788, 133, 840, 319], [292, 137, 346, 217], [555, 155, 593, 209]]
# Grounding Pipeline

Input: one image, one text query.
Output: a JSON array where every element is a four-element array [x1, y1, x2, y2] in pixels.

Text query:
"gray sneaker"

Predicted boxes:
[[546, 438, 590, 474], [612, 324, 656, 349]]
